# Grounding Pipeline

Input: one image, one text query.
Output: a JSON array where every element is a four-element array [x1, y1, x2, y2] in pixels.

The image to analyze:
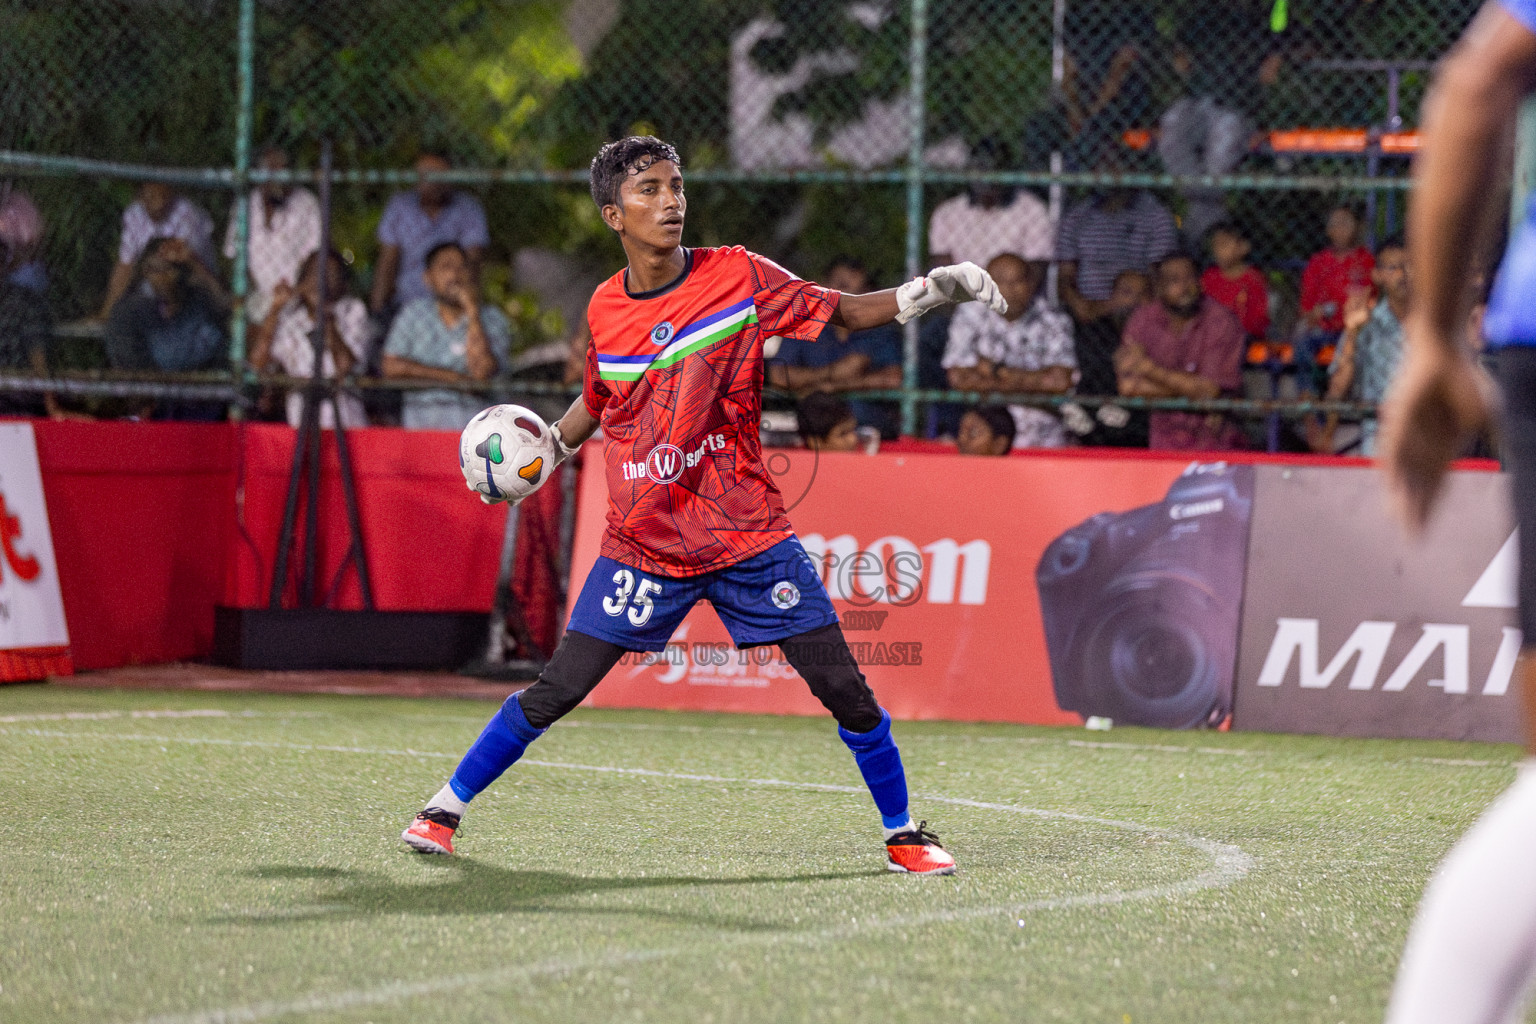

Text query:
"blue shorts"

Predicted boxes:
[[567, 536, 838, 652]]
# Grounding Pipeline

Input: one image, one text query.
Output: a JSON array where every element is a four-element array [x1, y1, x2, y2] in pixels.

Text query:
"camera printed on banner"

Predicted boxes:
[[1036, 462, 1256, 731]]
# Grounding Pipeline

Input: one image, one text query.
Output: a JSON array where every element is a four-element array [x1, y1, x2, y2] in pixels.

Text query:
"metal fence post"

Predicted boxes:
[[901, 0, 928, 439], [230, 0, 256, 384]]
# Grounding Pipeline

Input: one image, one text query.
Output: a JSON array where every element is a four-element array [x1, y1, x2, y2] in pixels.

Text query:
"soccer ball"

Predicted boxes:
[[459, 404, 555, 504]]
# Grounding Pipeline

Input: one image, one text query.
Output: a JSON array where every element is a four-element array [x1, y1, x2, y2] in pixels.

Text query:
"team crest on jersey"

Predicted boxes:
[[649, 321, 675, 345], [770, 581, 801, 610]]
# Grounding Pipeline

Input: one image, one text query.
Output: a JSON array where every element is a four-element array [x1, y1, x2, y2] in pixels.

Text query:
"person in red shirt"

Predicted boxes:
[[1201, 221, 1270, 339], [1299, 204, 1375, 335], [403, 136, 1007, 876]]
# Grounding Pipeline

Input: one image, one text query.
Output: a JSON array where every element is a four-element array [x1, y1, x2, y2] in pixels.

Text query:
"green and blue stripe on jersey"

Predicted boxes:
[[596, 296, 759, 382]]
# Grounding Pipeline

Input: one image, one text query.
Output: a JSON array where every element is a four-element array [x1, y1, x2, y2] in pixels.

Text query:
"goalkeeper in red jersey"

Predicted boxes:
[[404, 136, 1004, 874]]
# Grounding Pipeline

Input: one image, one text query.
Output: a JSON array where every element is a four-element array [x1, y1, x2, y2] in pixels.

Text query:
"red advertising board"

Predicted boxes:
[[26, 421, 567, 669], [571, 445, 1203, 725]]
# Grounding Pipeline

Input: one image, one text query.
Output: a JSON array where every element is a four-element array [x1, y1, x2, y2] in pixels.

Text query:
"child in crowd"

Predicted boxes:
[[1299, 204, 1374, 336], [796, 392, 861, 452], [1201, 221, 1269, 340], [955, 405, 1016, 456]]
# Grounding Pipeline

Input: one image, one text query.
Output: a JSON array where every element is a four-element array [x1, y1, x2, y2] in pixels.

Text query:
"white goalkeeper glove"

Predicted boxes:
[[477, 422, 580, 506], [894, 262, 1008, 324]]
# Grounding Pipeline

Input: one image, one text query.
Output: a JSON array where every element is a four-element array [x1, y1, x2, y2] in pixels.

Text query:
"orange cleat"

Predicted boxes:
[[885, 821, 956, 876], [401, 808, 460, 855]]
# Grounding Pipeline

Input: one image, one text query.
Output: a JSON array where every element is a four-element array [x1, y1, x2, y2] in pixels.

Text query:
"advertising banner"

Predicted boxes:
[[0, 422, 72, 680], [570, 444, 1247, 726], [1232, 466, 1521, 744]]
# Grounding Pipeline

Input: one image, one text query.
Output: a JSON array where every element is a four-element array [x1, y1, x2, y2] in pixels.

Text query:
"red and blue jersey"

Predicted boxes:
[[582, 246, 840, 578]]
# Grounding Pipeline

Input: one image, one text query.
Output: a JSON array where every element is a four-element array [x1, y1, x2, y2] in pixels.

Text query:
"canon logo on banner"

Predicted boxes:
[[1255, 531, 1523, 696], [798, 534, 991, 606]]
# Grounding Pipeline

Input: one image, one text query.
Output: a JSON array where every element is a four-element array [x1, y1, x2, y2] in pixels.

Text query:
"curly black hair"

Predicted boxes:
[[589, 136, 683, 211]]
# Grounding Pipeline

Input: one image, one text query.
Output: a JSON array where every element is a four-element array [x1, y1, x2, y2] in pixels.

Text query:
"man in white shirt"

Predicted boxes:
[[927, 140, 1054, 267], [224, 147, 322, 323], [942, 253, 1076, 448], [247, 248, 369, 430]]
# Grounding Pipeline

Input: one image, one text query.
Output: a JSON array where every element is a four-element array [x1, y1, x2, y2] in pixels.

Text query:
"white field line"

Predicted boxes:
[[0, 709, 325, 724], [3, 720, 1255, 1024]]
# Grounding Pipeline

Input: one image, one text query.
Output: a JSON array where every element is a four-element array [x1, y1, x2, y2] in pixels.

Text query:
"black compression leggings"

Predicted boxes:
[[516, 623, 882, 733]]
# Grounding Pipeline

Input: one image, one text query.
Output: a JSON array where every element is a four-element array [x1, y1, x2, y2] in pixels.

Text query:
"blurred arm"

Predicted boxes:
[[1410, 5, 1536, 352]]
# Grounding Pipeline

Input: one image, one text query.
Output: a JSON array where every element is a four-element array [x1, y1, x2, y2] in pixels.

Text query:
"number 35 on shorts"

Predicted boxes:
[[601, 569, 663, 627]]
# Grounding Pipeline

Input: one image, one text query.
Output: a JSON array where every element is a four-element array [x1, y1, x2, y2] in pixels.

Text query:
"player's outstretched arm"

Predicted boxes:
[[1382, 4, 1536, 531], [832, 262, 1007, 330]]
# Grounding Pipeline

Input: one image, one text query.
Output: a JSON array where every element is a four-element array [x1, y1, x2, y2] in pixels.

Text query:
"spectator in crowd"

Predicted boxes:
[[1058, 0, 1158, 171], [927, 138, 1054, 269], [382, 241, 510, 431], [955, 404, 1016, 457], [104, 237, 230, 419], [942, 253, 1076, 449], [0, 221, 52, 418], [1118, 251, 1246, 450], [796, 392, 860, 453], [370, 150, 489, 317], [1300, 204, 1375, 336], [1067, 268, 1151, 447], [247, 248, 369, 430], [224, 146, 321, 323], [1160, 1, 1285, 245], [1201, 221, 1270, 340], [0, 185, 47, 293], [98, 182, 218, 318], [1057, 188, 1178, 324], [767, 256, 903, 438], [1322, 236, 1410, 456]]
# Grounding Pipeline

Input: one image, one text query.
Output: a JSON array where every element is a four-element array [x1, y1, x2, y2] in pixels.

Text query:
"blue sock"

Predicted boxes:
[[838, 709, 910, 830], [448, 693, 546, 802]]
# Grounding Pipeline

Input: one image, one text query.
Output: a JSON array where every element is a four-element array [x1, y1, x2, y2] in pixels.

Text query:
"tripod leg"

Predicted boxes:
[[268, 404, 313, 609], [329, 389, 375, 610]]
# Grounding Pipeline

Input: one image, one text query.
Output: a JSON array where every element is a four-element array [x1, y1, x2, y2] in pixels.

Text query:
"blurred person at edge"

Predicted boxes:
[[0, 201, 52, 418], [381, 241, 511, 431], [1117, 251, 1245, 451], [104, 237, 230, 420], [1375, 3, 1536, 1022], [224, 146, 321, 324], [247, 248, 369, 430], [955, 404, 1016, 456], [97, 181, 217, 319], [0, 185, 46, 293], [370, 150, 488, 318]]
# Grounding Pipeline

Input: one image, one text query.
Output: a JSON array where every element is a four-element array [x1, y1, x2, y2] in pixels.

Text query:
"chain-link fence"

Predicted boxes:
[[0, 0, 1488, 451]]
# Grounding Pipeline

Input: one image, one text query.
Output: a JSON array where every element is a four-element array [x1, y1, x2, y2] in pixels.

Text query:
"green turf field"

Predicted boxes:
[[0, 685, 1522, 1024]]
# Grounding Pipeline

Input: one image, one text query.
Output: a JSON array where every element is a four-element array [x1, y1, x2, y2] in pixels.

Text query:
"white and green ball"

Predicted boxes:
[[459, 404, 554, 503]]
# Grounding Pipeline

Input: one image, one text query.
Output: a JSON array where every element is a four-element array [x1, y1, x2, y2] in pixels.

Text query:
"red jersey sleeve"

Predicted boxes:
[[581, 321, 610, 419], [744, 251, 841, 342]]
